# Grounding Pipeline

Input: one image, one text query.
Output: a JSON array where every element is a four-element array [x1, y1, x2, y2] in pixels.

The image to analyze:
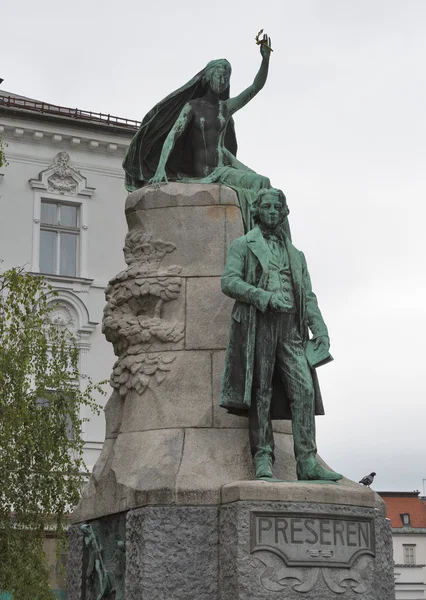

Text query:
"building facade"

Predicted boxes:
[[379, 491, 426, 600], [0, 89, 138, 472]]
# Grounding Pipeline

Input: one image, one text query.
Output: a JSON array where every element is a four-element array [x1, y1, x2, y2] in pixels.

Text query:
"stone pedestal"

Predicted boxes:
[[72, 184, 294, 525], [69, 184, 394, 600], [69, 481, 393, 600], [218, 482, 394, 600]]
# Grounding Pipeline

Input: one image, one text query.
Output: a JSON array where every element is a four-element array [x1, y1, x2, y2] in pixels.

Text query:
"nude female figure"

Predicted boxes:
[[149, 33, 272, 185], [123, 33, 291, 235]]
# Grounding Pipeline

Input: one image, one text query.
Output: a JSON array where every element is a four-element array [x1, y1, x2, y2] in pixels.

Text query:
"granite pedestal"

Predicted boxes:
[[69, 480, 393, 600]]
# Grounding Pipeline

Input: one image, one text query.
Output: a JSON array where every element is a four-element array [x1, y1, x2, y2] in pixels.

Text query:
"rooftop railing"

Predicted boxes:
[[0, 95, 140, 131]]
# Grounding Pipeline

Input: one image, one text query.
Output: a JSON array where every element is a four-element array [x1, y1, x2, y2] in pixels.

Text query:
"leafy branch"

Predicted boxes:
[[0, 135, 8, 168], [0, 267, 105, 599]]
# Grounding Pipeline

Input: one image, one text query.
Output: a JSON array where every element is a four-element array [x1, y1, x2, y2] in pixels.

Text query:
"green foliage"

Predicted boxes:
[[0, 267, 104, 599], [0, 136, 7, 168]]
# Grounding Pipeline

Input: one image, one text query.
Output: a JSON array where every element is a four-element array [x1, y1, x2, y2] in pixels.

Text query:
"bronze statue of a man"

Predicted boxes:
[[220, 188, 342, 482]]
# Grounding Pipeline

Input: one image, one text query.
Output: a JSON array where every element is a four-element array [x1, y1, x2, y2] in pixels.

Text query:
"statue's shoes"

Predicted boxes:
[[298, 463, 343, 482], [254, 455, 273, 479]]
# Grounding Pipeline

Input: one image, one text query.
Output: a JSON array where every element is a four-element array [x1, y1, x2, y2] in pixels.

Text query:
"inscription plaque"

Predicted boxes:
[[251, 512, 375, 568]]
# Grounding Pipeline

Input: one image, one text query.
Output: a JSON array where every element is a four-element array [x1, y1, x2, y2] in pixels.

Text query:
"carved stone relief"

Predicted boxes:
[[252, 552, 374, 595], [47, 302, 77, 334], [103, 230, 184, 397], [250, 511, 376, 595], [47, 152, 78, 194]]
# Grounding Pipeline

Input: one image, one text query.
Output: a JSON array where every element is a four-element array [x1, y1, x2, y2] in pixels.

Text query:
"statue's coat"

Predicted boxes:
[[220, 225, 328, 420]]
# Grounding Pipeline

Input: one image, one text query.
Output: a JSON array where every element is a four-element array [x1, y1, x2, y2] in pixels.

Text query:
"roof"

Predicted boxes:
[[0, 89, 140, 132], [379, 492, 426, 528], [0, 89, 44, 102]]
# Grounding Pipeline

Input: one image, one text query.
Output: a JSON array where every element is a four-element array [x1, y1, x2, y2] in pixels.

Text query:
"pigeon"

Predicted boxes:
[[359, 472, 376, 487]]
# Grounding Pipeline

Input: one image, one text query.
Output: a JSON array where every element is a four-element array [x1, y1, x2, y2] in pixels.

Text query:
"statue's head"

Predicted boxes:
[[251, 188, 289, 229], [202, 59, 232, 95]]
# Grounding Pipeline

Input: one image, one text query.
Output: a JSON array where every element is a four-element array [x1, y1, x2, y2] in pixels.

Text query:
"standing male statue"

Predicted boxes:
[[220, 188, 342, 482]]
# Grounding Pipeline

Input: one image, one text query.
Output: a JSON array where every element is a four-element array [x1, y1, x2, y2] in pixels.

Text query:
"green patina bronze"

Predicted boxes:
[[81, 523, 125, 600], [123, 33, 289, 236], [219, 189, 342, 482]]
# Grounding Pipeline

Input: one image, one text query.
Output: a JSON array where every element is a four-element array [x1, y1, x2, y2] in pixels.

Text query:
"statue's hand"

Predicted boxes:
[[149, 168, 168, 187], [259, 33, 272, 60], [313, 335, 330, 352], [269, 293, 287, 312]]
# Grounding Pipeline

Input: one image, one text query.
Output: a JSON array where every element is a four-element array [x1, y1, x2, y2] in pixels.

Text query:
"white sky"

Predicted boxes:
[[3, 0, 426, 493]]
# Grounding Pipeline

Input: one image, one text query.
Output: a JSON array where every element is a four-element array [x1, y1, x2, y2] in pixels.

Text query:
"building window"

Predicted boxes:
[[401, 513, 411, 526], [39, 201, 79, 277], [403, 545, 416, 565], [36, 395, 74, 439]]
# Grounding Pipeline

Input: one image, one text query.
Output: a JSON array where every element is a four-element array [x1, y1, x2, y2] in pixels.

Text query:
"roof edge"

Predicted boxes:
[[0, 93, 140, 132], [377, 491, 420, 498]]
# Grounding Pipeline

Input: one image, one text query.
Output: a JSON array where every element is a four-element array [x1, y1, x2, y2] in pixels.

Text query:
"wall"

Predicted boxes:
[[393, 532, 426, 600], [0, 107, 134, 471]]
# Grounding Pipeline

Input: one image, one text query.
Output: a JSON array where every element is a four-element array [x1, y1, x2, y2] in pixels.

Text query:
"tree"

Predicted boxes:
[[0, 135, 7, 168], [0, 267, 104, 599]]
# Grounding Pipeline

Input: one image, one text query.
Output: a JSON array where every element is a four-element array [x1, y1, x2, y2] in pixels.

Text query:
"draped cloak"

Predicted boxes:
[[122, 60, 271, 232]]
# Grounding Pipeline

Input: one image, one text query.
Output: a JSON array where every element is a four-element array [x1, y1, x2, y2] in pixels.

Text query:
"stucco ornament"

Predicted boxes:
[[47, 302, 77, 334], [103, 230, 184, 396], [29, 151, 95, 197], [47, 151, 78, 194]]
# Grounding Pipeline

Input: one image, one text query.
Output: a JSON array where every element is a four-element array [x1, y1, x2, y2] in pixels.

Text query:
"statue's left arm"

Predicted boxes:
[[300, 252, 330, 347], [227, 34, 272, 116]]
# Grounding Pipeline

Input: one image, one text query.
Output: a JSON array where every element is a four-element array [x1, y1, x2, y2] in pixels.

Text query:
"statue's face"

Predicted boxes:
[[209, 65, 230, 94], [258, 194, 285, 229]]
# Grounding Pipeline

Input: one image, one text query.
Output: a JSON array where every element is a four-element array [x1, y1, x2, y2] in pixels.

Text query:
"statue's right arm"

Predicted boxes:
[[149, 103, 193, 185], [226, 38, 271, 116], [221, 238, 272, 313]]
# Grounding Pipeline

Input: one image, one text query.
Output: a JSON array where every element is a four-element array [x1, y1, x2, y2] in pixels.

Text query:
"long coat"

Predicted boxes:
[[219, 225, 328, 420]]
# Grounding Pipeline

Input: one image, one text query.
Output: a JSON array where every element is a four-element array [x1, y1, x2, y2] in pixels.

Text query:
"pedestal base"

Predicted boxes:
[[68, 481, 394, 600]]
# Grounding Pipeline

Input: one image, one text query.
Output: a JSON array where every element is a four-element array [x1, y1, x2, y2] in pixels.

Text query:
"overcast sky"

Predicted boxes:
[[3, 0, 426, 493]]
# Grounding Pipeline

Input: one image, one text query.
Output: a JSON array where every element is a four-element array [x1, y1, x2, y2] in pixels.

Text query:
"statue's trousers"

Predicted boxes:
[[249, 312, 317, 468]]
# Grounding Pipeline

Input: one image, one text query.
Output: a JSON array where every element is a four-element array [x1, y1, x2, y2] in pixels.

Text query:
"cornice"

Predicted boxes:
[[0, 120, 131, 157], [394, 564, 426, 568], [392, 528, 426, 534], [3, 151, 125, 178], [0, 104, 137, 137]]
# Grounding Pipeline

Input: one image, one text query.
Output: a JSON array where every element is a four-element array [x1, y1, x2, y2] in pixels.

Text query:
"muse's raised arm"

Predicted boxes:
[[227, 34, 272, 116]]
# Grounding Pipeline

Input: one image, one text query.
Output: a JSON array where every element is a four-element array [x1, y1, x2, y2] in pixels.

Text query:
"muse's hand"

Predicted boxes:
[[149, 168, 168, 186], [260, 33, 272, 60]]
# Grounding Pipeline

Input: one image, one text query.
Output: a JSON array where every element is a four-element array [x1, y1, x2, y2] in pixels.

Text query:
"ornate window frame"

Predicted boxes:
[[30, 152, 95, 279], [46, 290, 98, 378]]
